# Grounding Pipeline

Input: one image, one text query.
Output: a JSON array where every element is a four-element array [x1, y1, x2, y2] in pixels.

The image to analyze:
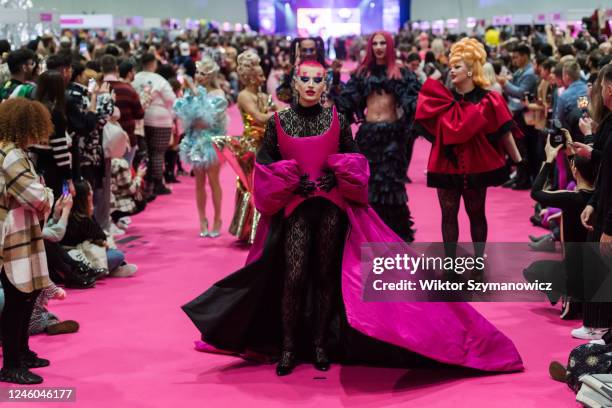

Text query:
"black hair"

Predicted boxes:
[[491, 59, 503, 75], [117, 40, 131, 55], [0, 39, 10, 55], [100, 54, 118, 74], [85, 60, 101, 72], [558, 44, 575, 57], [26, 38, 40, 52], [535, 53, 549, 66], [513, 43, 531, 57], [424, 51, 436, 65], [118, 60, 134, 79], [70, 179, 93, 220], [541, 58, 556, 72], [36, 70, 66, 114], [600, 55, 612, 70], [572, 155, 596, 185], [141, 53, 157, 66], [7, 48, 36, 74], [46, 53, 71, 71], [105, 44, 121, 57], [156, 64, 176, 80], [588, 50, 603, 70], [183, 59, 196, 78], [406, 52, 421, 63], [289, 37, 326, 67], [539, 43, 553, 57], [71, 61, 86, 82]]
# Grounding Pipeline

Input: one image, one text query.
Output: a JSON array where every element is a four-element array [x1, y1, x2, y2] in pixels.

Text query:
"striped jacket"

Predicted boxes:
[[0, 143, 54, 293]]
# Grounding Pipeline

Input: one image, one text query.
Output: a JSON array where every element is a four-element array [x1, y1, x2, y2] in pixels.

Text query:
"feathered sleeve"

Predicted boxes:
[[338, 113, 359, 153], [395, 68, 421, 124], [174, 87, 228, 133], [206, 94, 229, 135], [336, 74, 366, 124]]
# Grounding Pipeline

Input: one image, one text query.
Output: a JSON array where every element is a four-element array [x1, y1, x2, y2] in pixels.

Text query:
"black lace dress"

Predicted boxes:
[[183, 104, 424, 365]]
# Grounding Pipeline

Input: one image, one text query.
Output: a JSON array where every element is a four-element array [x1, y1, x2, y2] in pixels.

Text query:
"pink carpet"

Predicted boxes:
[[9, 105, 583, 407]]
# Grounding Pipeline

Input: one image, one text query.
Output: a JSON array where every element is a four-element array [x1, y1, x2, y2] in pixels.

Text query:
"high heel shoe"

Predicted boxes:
[[314, 347, 330, 372], [209, 219, 222, 238], [199, 220, 209, 238], [276, 351, 296, 376]]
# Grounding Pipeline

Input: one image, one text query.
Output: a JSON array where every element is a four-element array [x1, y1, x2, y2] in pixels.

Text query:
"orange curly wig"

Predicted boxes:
[[0, 98, 52, 148], [449, 38, 490, 88]]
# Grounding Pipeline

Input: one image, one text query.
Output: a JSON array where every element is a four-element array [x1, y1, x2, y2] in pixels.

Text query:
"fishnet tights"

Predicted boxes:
[[281, 199, 347, 351], [436, 187, 488, 258]]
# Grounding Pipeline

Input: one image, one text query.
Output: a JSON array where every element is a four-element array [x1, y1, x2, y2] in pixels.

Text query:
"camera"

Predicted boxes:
[[544, 119, 566, 148]]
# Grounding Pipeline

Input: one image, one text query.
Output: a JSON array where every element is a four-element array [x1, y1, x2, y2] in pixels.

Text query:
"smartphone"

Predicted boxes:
[[62, 181, 70, 196], [87, 78, 97, 93], [79, 42, 88, 55], [577, 96, 589, 116]]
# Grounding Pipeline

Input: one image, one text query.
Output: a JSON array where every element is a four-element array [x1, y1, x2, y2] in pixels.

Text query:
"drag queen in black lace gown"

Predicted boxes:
[[183, 61, 524, 378]]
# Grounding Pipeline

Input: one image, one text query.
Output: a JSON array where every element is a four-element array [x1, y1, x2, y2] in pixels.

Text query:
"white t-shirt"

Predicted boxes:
[[132, 71, 176, 128]]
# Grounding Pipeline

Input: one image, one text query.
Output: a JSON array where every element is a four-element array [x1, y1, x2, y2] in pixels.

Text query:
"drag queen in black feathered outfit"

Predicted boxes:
[[336, 31, 421, 242]]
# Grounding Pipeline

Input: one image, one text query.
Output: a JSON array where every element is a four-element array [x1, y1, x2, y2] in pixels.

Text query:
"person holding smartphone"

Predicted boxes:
[[576, 64, 612, 340]]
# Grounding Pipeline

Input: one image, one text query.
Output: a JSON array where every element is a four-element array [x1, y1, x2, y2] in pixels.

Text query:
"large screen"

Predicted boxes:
[[296, 7, 361, 38]]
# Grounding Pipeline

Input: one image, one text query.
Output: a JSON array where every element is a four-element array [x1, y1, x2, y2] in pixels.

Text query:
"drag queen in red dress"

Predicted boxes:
[[415, 38, 522, 259], [183, 60, 523, 377]]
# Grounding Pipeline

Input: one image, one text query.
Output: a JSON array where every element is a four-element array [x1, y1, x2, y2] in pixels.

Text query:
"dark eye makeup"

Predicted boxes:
[[299, 76, 323, 84]]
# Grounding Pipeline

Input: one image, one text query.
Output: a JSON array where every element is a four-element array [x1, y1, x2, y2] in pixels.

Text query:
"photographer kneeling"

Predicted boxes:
[[527, 133, 595, 326]]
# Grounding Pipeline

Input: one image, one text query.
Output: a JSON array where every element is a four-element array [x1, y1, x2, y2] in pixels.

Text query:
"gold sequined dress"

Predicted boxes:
[[224, 109, 266, 243]]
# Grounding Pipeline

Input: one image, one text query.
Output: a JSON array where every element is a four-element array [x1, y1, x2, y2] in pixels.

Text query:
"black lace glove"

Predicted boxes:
[[294, 174, 316, 198], [316, 168, 336, 192]]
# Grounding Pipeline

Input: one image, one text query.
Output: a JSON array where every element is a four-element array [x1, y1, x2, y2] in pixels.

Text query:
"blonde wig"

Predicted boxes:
[[236, 50, 261, 85], [196, 56, 220, 75], [449, 38, 489, 88]]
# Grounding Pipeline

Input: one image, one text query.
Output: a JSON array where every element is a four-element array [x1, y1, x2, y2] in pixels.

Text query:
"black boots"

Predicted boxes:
[[22, 351, 50, 369], [0, 351, 49, 385], [164, 150, 180, 183], [276, 351, 296, 376], [314, 347, 330, 371], [153, 179, 172, 195], [511, 160, 531, 190], [0, 367, 43, 384], [275, 347, 332, 376]]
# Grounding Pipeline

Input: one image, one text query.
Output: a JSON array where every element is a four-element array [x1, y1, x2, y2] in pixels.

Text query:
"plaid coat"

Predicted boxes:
[[110, 158, 142, 213], [0, 143, 54, 293]]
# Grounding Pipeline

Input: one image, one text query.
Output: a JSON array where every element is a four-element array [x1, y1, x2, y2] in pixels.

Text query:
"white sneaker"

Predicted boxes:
[[571, 326, 608, 340], [116, 219, 130, 230], [110, 223, 126, 236], [111, 263, 137, 277], [590, 339, 606, 345], [119, 216, 132, 225]]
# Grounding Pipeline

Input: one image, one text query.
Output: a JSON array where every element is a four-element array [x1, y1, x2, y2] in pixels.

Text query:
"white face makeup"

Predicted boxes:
[[196, 70, 214, 86], [450, 59, 470, 86], [294, 64, 326, 106], [372, 34, 387, 62]]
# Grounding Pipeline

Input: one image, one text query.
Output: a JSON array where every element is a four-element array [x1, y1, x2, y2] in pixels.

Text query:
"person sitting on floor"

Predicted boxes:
[[60, 180, 137, 278], [110, 157, 147, 232]]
